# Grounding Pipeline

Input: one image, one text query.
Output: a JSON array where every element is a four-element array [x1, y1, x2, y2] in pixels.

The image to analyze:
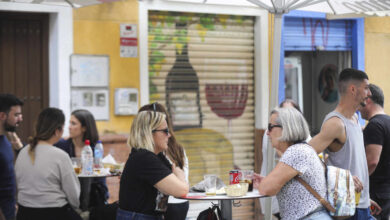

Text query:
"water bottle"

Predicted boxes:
[[81, 139, 93, 175], [94, 140, 104, 169]]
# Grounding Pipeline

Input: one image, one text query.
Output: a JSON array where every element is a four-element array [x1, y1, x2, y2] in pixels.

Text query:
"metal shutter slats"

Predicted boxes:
[[149, 11, 255, 220]]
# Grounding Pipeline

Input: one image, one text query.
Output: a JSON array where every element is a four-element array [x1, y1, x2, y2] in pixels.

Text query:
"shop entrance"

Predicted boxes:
[[0, 12, 49, 142], [284, 51, 351, 135]]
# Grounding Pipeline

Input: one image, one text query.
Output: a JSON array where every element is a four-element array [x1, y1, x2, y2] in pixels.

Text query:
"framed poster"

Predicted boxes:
[[70, 54, 109, 87]]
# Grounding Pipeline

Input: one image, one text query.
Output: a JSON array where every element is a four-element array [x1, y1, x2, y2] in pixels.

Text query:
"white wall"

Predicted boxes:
[[0, 2, 73, 135]]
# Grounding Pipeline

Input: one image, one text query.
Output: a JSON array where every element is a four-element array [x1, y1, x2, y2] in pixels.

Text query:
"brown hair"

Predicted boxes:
[[279, 99, 301, 113], [71, 109, 99, 145], [28, 108, 65, 164], [139, 102, 185, 169]]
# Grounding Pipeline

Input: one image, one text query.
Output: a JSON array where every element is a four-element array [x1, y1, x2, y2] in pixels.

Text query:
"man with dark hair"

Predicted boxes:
[[0, 94, 23, 220], [309, 68, 380, 219], [360, 84, 390, 219]]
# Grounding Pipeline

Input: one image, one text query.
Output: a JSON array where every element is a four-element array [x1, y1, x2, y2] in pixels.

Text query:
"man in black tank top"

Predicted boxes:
[[360, 84, 390, 220]]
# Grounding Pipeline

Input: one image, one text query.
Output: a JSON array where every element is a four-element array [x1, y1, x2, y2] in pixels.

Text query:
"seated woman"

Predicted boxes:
[[15, 108, 81, 220], [254, 107, 331, 220], [139, 103, 189, 220], [117, 111, 189, 220], [54, 109, 108, 207]]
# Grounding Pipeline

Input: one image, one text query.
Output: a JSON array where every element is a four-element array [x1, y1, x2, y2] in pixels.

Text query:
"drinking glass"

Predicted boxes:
[[204, 174, 217, 196], [240, 170, 254, 192], [355, 191, 361, 205], [71, 157, 81, 175]]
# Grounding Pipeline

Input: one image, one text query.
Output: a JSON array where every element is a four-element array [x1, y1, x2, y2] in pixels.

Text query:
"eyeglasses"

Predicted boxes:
[[268, 123, 282, 132], [152, 128, 170, 135]]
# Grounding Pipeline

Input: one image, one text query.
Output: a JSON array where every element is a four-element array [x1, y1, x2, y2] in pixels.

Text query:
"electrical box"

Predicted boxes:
[[114, 88, 138, 115]]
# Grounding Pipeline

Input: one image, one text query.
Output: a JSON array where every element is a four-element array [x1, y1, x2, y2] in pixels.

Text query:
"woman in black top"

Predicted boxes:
[[117, 111, 188, 220], [139, 103, 189, 220], [55, 109, 108, 207]]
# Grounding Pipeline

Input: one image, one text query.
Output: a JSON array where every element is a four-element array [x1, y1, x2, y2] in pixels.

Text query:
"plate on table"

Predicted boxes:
[[216, 187, 226, 195]]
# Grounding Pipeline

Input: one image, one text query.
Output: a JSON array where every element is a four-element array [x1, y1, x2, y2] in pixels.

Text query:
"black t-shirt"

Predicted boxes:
[[363, 114, 390, 192], [119, 148, 172, 216]]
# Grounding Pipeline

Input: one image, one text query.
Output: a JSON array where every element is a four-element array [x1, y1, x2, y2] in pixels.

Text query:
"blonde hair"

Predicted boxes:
[[127, 111, 166, 152]]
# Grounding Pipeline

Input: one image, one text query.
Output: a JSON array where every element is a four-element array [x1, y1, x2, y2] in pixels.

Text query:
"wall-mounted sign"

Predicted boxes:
[[120, 24, 137, 57], [71, 55, 109, 87], [71, 88, 109, 120], [114, 88, 138, 115]]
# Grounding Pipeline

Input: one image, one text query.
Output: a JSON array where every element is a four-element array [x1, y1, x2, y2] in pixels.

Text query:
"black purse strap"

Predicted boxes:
[[211, 204, 222, 219]]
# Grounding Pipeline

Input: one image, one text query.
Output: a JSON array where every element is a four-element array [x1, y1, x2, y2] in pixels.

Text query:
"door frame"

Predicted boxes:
[[0, 2, 73, 136]]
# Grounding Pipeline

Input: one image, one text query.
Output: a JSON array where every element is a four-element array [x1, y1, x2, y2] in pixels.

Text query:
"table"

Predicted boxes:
[[78, 173, 120, 211], [180, 190, 266, 220]]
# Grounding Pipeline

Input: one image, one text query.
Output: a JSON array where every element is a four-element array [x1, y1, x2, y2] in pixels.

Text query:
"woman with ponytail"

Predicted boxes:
[[14, 108, 81, 220]]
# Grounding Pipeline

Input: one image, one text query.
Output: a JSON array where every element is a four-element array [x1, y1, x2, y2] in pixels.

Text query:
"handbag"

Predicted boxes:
[[89, 201, 119, 220], [89, 181, 108, 207], [326, 166, 356, 218], [197, 204, 222, 220], [296, 165, 356, 219]]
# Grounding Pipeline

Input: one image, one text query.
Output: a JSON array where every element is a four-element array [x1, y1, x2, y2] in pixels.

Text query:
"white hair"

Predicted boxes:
[[271, 107, 310, 143]]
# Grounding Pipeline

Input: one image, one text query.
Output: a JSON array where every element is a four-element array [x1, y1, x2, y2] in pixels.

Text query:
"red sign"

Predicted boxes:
[[120, 37, 137, 46]]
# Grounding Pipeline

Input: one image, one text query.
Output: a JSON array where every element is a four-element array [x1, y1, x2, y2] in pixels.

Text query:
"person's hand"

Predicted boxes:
[[353, 176, 363, 193], [370, 199, 382, 215], [5, 132, 23, 151], [172, 164, 186, 182], [252, 173, 264, 189]]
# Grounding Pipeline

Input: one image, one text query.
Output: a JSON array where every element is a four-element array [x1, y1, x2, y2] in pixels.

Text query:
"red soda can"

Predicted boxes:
[[229, 170, 240, 184]]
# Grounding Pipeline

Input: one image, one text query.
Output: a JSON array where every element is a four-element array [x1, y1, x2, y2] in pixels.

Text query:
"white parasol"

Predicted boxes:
[[0, 0, 121, 7]]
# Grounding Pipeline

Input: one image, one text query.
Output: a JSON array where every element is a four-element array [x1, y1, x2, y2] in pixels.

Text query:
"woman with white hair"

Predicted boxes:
[[117, 111, 189, 220], [254, 107, 331, 220]]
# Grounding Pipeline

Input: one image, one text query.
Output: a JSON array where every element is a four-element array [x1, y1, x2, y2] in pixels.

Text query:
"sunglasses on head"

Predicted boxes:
[[268, 123, 282, 132], [152, 128, 170, 135], [152, 102, 158, 112]]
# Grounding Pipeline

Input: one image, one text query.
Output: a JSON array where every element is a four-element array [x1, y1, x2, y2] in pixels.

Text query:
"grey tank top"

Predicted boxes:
[[323, 111, 370, 208]]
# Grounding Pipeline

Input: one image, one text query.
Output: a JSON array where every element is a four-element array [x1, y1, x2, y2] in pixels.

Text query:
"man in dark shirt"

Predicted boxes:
[[360, 84, 390, 220], [0, 94, 23, 220]]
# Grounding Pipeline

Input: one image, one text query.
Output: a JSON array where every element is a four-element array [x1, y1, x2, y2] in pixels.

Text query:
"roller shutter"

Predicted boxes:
[[284, 17, 353, 51], [148, 11, 255, 219]]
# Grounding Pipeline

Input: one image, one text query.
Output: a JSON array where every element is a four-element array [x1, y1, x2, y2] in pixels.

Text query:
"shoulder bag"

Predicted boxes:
[[296, 164, 356, 219]]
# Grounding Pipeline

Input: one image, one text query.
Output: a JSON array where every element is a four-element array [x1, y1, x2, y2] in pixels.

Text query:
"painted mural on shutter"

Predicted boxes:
[[148, 11, 255, 219]]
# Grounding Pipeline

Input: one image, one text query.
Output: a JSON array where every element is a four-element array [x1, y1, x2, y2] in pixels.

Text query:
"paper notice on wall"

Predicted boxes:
[[71, 88, 109, 120], [120, 24, 137, 57]]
